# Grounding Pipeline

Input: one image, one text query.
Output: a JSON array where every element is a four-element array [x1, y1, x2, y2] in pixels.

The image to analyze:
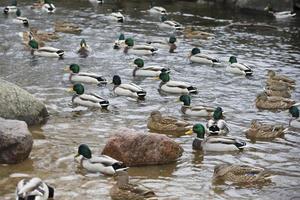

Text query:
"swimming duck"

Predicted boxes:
[[158, 71, 197, 94], [29, 27, 59, 42], [109, 11, 125, 23], [146, 36, 177, 53], [89, 0, 104, 4], [255, 92, 295, 110], [54, 21, 82, 34], [267, 70, 296, 85], [65, 64, 107, 86], [28, 39, 64, 58], [289, 106, 300, 128], [266, 79, 295, 90], [179, 95, 215, 117], [226, 56, 253, 76], [264, 86, 291, 98], [264, 4, 296, 19], [206, 107, 229, 136], [245, 120, 287, 139], [3, 0, 17, 14], [77, 39, 92, 58], [42, 0, 56, 13], [14, 9, 29, 27], [20, 31, 46, 47], [188, 48, 220, 65], [124, 38, 158, 55], [132, 58, 170, 77], [75, 144, 127, 175], [70, 83, 109, 109], [15, 177, 54, 200], [113, 33, 126, 49], [147, 110, 192, 134], [212, 164, 271, 184], [112, 75, 147, 100], [110, 170, 156, 200], [148, 1, 166, 15], [159, 15, 184, 31], [183, 26, 214, 40], [185, 124, 246, 151]]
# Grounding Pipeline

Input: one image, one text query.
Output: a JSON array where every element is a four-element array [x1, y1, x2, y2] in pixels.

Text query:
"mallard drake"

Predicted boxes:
[[28, 39, 64, 58], [226, 56, 253, 76], [267, 70, 296, 84], [212, 164, 271, 184], [188, 48, 220, 65], [15, 177, 54, 200], [75, 144, 127, 175], [147, 110, 192, 133], [159, 15, 184, 31], [146, 36, 177, 53], [148, 1, 166, 15], [289, 106, 300, 128], [109, 12, 125, 23], [132, 58, 170, 77], [179, 95, 215, 117], [112, 75, 147, 100], [264, 4, 296, 19], [3, 0, 17, 14], [110, 170, 156, 200], [183, 26, 214, 40], [42, 0, 56, 13], [245, 120, 287, 139], [65, 64, 107, 86], [264, 86, 291, 98], [54, 21, 82, 34], [158, 71, 197, 94], [206, 107, 229, 136], [185, 124, 246, 151], [77, 39, 92, 58], [124, 38, 158, 55], [255, 92, 295, 110], [13, 9, 29, 27], [70, 83, 109, 109], [113, 33, 125, 49]]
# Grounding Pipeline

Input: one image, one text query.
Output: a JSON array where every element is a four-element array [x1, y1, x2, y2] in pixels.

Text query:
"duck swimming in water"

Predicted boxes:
[[188, 48, 220, 65], [132, 58, 170, 77], [226, 56, 253, 76], [206, 107, 229, 136]]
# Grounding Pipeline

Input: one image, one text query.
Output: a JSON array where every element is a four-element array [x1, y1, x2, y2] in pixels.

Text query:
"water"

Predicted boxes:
[[0, 0, 300, 199]]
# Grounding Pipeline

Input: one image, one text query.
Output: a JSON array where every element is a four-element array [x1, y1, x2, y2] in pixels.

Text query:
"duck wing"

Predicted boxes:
[[166, 80, 191, 88]]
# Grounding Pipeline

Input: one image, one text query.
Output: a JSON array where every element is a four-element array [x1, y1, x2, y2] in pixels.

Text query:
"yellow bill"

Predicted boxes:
[[185, 129, 193, 135]]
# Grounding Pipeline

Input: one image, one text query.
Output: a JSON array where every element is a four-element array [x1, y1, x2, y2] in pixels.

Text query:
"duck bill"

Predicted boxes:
[[74, 153, 80, 158], [185, 129, 193, 135], [64, 66, 70, 72], [150, 77, 160, 80], [68, 88, 74, 92]]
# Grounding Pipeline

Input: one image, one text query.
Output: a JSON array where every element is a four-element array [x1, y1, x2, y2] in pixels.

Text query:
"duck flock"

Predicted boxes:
[[2, 0, 300, 199]]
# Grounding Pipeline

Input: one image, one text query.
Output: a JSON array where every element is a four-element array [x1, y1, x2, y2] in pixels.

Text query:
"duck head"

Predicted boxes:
[[72, 83, 85, 95], [179, 95, 191, 106], [76, 144, 92, 159], [134, 58, 144, 68], [229, 56, 238, 64], [267, 70, 276, 78], [168, 36, 176, 44], [190, 48, 200, 57], [161, 15, 167, 22], [125, 38, 134, 47], [289, 106, 299, 118], [28, 39, 39, 49], [119, 33, 125, 40], [159, 71, 170, 82], [80, 39, 87, 48], [213, 107, 223, 120], [16, 8, 21, 17], [185, 123, 205, 139], [112, 75, 122, 86], [150, 110, 162, 121], [69, 64, 80, 74]]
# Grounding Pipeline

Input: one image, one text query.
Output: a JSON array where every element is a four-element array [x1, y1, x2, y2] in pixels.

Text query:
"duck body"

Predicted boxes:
[[181, 105, 214, 117], [114, 83, 146, 99], [54, 21, 82, 34], [13, 17, 29, 26], [190, 53, 219, 65], [70, 72, 107, 85], [72, 93, 109, 109], [226, 62, 253, 76], [133, 66, 170, 77], [160, 80, 197, 94], [256, 92, 295, 110], [32, 46, 64, 58], [148, 6, 166, 15], [15, 177, 54, 200], [266, 79, 295, 90], [4, 6, 17, 14], [42, 3, 56, 13], [267, 70, 295, 84], [193, 136, 246, 151], [245, 120, 286, 139], [183, 27, 214, 40], [109, 12, 125, 23], [206, 119, 229, 136], [159, 20, 184, 31], [124, 45, 157, 55]]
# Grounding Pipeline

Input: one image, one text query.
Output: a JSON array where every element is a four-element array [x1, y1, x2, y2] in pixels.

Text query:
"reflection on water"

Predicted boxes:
[[0, 0, 300, 199]]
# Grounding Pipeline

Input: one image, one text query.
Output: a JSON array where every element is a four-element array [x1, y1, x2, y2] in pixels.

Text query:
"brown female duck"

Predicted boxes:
[[245, 120, 287, 139], [255, 92, 295, 110]]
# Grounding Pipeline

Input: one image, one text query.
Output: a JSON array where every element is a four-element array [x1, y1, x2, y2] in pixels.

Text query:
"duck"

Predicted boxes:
[[124, 38, 158, 56], [183, 26, 214, 40], [110, 170, 156, 200], [185, 124, 246, 151], [266, 78, 295, 90], [245, 120, 287, 139], [54, 21, 82, 34], [255, 92, 295, 110], [42, 0, 56, 13], [206, 107, 229, 136], [267, 70, 296, 85], [146, 36, 177, 53], [148, 1, 166, 15], [188, 48, 220, 65], [20, 31, 46, 47], [147, 110, 192, 133], [89, 0, 104, 4], [70, 83, 109, 109], [289, 106, 300, 128], [28, 39, 64, 58], [112, 75, 147, 100], [15, 177, 54, 200], [77, 39, 92, 58], [212, 164, 271, 184], [3, 0, 17, 14], [13, 9, 29, 27], [113, 33, 126, 49], [226, 56, 253, 76], [31, 0, 44, 9], [264, 4, 296, 19], [159, 15, 184, 31], [158, 71, 197, 94], [178, 95, 215, 117], [264, 86, 291, 98], [109, 11, 125, 23], [65, 64, 107, 86], [29, 27, 59, 42], [75, 144, 127, 175], [132, 58, 170, 77]]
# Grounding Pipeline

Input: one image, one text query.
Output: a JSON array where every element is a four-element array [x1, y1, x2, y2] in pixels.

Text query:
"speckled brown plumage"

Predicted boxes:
[[255, 92, 295, 110], [245, 120, 286, 139]]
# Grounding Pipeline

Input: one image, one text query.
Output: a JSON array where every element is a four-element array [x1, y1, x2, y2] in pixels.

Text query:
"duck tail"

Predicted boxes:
[[137, 91, 147, 100], [235, 140, 246, 149], [56, 50, 64, 58], [113, 163, 128, 171], [47, 184, 55, 198], [187, 86, 197, 94]]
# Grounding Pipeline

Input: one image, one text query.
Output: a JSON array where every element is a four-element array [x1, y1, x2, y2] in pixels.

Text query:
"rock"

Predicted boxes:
[[0, 79, 48, 125], [102, 129, 183, 166], [0, 118, 33, 164]]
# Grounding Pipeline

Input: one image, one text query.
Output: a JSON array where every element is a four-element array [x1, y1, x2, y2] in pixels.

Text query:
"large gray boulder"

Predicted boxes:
[[102, 129, 183, 167], [0, 79, 48, 125], [0, 118, 33, 164]]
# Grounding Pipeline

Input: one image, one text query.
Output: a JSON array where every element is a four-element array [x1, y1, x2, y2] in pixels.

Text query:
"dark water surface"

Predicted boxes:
[[0, 0, 300, 199]]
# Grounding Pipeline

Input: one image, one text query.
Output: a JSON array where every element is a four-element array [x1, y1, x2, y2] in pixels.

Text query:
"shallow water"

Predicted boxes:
[[0, 0, 300, 199]]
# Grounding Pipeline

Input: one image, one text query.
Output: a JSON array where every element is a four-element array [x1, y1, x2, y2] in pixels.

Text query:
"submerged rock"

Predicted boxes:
[[0, 79, 48, 125], [0, 118, 33, 164], [102, 129, 183, 166]]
